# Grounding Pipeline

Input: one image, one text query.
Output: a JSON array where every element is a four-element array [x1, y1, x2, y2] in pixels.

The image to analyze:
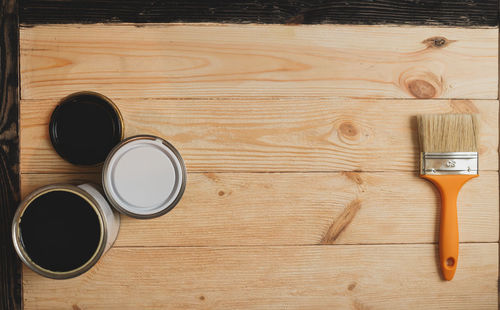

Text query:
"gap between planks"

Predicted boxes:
[[20, 170, 500, 174], [18, 97, 500, 101], [109, 241, 500, 248]]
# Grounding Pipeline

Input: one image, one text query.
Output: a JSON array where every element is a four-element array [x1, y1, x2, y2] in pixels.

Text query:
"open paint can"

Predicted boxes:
[[49, 91, 124, 165], [12, 183, 120, 279], [103, 135, 187, 219]]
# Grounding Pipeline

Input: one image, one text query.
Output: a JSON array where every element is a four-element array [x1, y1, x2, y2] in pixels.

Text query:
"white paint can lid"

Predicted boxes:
[[102, 135, 186, 219]]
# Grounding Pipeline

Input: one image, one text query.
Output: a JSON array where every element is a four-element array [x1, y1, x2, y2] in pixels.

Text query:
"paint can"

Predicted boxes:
[[49, 91, 124, 165], [12, 183, 120, 279], [102, 135, 187, 219], [13, 93, 186, 279]]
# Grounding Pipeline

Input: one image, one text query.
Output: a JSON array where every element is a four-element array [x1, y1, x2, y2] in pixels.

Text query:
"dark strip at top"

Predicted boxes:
[[20, 0, 498, 26]]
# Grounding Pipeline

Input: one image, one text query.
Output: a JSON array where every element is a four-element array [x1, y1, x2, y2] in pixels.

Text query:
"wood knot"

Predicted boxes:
[[199, 295, 206, 301], [72, 305, 82, 310], [422, 36, 455, 49], [331, 119, 371, 147], [348, 282, 357, 291], [321, 198, 362, 244], [407, 80, 436, 99], [205, 172, 219, 183], [449, 100, 479, 113], [342, 172, 363, 186], [218, 190, 225, 196], [353, 299, 369, 310], [399, 68, 443, 98], [339, 122, 359, 139]]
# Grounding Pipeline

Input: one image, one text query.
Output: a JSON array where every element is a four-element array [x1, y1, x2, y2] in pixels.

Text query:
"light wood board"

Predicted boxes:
[[19, 24, 499, 309], [20, 99, 498, 173], [23, 244, 498, 310], [20, 172, 499, 246], [20, 25, 498, 100]]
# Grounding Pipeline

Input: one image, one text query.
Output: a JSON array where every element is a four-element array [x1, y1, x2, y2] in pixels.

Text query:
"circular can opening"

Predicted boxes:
[[12, 186, 105, 279], [49, 91, 123, 165]]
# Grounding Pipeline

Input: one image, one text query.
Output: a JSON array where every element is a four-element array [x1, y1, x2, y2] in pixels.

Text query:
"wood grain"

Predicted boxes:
[[19, 0, 499, 26], [0, 0, 21, 309], [16, 16, 500, 309], [20, 99, 499, 173], [20, 172, 499, 246], [23, 243, 498, 309], [20, 25, 498, 100]]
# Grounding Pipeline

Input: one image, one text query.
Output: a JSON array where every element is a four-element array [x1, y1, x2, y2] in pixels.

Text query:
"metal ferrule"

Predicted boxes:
[[420, 152, 478, 175]]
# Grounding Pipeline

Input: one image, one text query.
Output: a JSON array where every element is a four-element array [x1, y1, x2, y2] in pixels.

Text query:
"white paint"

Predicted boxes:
[[103, 137, 184, 217], [78, 183, 120, 251]]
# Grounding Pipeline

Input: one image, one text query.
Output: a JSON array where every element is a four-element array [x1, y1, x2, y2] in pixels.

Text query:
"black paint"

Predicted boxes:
[[50, 92, 123, 165], [0, 0, 21, 308], [19, 190, 101, 272], [20, 0, 498, 26]]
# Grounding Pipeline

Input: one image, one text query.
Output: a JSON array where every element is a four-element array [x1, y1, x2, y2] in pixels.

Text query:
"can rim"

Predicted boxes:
[[12, 184, 108, 279], [102, 135, 187, 219]]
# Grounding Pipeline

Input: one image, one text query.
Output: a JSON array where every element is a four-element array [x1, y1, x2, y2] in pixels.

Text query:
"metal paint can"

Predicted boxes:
[[12, 183, 120, 279], [49, 91, 124, 165], [102, 135, 186, 219]]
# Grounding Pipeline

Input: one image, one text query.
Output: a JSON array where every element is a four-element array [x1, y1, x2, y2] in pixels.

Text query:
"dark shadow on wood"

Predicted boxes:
[[0, 0, 21, 309], [19, 0, 498, 26]]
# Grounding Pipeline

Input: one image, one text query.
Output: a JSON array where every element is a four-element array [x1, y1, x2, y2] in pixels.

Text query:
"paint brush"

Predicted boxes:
[[417, 114, 479, 281]]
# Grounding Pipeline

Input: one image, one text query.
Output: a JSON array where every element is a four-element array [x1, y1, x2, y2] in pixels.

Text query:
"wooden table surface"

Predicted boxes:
[[1, 1, 499, 309]]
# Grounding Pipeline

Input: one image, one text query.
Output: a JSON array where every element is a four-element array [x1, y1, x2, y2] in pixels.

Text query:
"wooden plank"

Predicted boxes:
[[20, 171, 499, 246], [0, 0, 21, 309], [20, 25, 498, 100], [20, 99, 499, 173], [23, 243, 498, 309], [19, 0, 499, 26]]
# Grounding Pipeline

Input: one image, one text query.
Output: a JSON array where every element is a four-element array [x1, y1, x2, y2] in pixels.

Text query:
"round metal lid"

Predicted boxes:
[[102, 135, 186, 219], [49, 92, 123, 165]]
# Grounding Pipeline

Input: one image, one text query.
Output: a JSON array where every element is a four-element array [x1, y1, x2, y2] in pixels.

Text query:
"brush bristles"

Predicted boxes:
[[417, 114, 479, 153]]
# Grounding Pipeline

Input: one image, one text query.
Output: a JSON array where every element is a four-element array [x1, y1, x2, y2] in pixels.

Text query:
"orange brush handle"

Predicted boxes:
[[421, 174, 477, 281]]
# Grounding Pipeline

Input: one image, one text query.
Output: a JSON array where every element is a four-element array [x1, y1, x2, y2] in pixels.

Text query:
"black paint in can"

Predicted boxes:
[[49, 91, 123, 165], [12, 184, 120, 279], [19, 190, 101, 272]]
